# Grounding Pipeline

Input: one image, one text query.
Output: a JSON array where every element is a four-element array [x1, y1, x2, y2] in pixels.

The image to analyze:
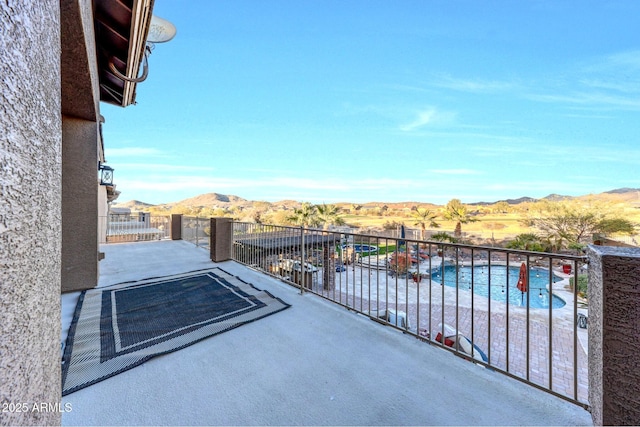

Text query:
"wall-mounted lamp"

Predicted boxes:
[[99, 164, 114, 186]]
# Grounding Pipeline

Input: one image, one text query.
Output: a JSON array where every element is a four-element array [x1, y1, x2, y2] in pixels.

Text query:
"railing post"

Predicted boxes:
[[300, 226, 305, 294], [210, 217, 232, 262], [195, 217, 200, 247], [170, 214, 182, 240], [587, 245, 640, 426], [323, 237, 335, 291]]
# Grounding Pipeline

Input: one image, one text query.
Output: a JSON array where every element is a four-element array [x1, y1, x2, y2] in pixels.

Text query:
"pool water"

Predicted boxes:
[[343, 244, 378, 253], [431, 265, 566, 309]]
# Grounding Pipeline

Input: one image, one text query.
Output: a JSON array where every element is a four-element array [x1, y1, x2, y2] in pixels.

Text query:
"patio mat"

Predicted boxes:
[[61, 267, 290, 396]]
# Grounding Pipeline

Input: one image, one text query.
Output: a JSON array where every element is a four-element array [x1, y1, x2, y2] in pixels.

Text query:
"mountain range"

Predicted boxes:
[[113, 188, 640, 211]]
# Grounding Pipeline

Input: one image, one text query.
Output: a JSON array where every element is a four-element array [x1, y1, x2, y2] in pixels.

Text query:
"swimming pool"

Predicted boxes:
[[343, 244, 378, 253], [431, 265, 566, 309]]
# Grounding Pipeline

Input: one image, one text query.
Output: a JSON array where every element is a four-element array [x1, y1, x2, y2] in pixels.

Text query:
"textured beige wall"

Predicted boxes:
[[171, 214, 183, 240], [60, 0, 100, 120], [0, 1, 63, 425], [210, 218, 233, 262], [588, 246, 640, 426], [59, 0, 102, 293], [61, 117, 99, 293]]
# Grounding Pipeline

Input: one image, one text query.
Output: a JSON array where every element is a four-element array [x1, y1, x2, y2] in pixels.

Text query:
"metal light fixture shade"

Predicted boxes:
[[99, 164, 114, 185]]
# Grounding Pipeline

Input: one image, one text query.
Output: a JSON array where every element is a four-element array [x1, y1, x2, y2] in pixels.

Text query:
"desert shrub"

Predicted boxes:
[[382, 220, 404, 231], [570, 274, 588, 298]]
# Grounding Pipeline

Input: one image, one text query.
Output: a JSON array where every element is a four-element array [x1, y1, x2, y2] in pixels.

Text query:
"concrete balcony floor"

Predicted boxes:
[[61, 240, 592, 426]]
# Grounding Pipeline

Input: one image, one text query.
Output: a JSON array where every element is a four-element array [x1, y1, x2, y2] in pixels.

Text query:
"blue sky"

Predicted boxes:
[[103, 0, 640, 205]]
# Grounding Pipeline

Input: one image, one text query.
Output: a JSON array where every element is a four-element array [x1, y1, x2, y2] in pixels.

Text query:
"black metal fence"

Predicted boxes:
[[231, 221, 589, 408]]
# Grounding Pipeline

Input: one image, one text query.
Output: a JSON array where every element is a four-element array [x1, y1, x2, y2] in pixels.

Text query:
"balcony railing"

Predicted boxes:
[[99, 213, 171, 243], [230, 222, 589, 408], [181, 216, 210, 249]]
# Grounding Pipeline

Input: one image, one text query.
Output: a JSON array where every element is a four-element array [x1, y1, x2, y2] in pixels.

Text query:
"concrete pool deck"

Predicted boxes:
[[322, 254, 590, 403]]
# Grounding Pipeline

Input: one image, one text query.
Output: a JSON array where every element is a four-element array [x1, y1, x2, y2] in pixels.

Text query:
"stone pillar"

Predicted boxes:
[[210, 218, 232, 262], [171, 214, 182, 240], [587, 245, 640, 426]]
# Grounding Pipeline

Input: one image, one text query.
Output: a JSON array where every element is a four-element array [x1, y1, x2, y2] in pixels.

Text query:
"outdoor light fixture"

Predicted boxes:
[[99, 163, 114, 186]]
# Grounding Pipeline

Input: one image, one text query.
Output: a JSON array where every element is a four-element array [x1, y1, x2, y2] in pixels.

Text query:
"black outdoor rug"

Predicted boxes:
[[61, 267, 290, 396]]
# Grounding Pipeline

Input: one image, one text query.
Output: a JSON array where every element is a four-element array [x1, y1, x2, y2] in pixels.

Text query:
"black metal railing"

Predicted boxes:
[[230, 221, 589, 408]]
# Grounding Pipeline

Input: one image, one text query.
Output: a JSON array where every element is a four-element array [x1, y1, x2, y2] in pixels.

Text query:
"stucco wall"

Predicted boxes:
[[588, 245, 640, 426], [60, 0, 100, 120], [0, 1, 63, 425], [61, 117, 99, 293], [59, 0, 102, 293]]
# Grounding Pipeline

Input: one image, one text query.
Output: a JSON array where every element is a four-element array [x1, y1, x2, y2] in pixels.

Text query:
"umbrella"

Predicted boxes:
[[399, 225, 406, 246], [517, 262, 528, 305]]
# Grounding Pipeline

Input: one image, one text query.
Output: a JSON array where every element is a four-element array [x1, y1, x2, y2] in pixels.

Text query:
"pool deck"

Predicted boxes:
[[322, 254, 590, 402]]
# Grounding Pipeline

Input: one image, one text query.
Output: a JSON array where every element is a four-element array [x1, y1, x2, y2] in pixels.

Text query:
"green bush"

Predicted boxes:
[[570, 274, 588, 298]]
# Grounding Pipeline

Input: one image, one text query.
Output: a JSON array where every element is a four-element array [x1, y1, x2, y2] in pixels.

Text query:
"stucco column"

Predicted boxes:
[[61, 116, 100, 293], [587, 245, 640, 426], [210, 218, 232, 262], [171, 214, 182, 240]]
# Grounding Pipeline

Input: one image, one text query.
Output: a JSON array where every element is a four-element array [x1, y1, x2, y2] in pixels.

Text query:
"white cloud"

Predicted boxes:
[[579, 79, 640, 94], [400, 108, 456, 132], [105, 147, 167, 158], [527, 91, 640, 110], [586, 50, 640, 73], [526, 50, 640, 111], [114, 163, 216, 172], [428, 169, 482, 176], [114, 174, 423, 198], [433, 75, 516, 93]]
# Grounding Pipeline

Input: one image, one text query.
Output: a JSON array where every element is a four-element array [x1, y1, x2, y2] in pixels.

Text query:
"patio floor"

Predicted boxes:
[[60, 240, 592, 426]]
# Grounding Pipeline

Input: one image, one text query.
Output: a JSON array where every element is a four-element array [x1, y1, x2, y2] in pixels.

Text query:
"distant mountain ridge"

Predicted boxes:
[[113, 187, 640, 210], [170, 192, 248, 206], [471, 196, 537, 206], [605, 187, 640, 194], [471, 194, 573, 206], [112, 199, 155, 208]]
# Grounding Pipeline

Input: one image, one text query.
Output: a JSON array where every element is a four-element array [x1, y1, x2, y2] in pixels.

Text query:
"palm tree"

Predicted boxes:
[[411, 208, 440, 240], [316, 203, 345, 230], [506, 233, 544, 252], [430, 231, 456, 258], [287, 202, 320, 227], [443, 199, 477, 238], [430, 231, 456, 243]]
